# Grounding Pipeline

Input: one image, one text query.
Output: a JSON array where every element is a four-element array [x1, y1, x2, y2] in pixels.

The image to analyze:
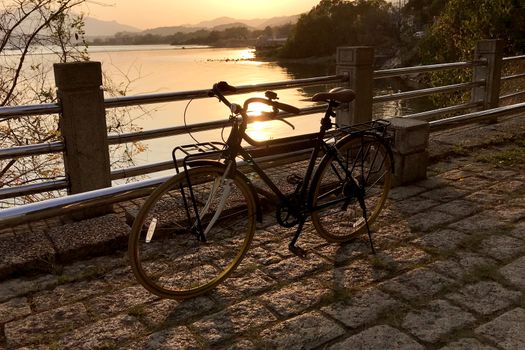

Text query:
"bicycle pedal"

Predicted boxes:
[[289, 245, 307, 258], [287, 174, 303, 185]]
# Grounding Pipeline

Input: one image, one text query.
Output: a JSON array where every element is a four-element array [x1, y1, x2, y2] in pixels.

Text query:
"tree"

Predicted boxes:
[[280, 0, 396, 58], [402, 0, 447, 32], [417, 0, 525, 107], [1, 0, 86, 106], [0, 0, 143, 206], [419, 0, 525, 63]]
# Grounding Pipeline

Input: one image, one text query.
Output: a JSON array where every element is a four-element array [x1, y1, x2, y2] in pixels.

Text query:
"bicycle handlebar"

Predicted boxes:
[[210, 81, 300, 117], [208, 81, 327, 146], [272, 100, 301, 115]]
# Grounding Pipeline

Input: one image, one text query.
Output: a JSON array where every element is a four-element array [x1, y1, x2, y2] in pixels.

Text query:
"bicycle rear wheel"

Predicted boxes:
[[128, 165, 256, 299], [309, 134, 392, 242]]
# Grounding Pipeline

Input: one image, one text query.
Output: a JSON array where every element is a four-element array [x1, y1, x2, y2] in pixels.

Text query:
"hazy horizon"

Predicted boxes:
[[83, 0, 321, 30]]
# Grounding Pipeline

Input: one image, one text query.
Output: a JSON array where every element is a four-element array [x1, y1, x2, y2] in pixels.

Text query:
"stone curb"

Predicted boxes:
[[0, 214, 130, 279]]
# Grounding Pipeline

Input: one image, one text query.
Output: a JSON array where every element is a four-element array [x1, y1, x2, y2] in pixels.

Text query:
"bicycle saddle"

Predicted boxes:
[[312, 88, 356, 103]]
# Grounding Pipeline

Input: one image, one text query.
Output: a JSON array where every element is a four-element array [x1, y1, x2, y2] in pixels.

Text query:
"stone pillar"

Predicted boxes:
[[471, 39, 504, 115], [336, 46, 374, 126], [54, 62, 111, 195], [389, 118, 429, 186]]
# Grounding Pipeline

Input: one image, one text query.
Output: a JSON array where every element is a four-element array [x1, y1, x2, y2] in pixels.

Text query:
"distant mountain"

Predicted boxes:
[[84, 14, 298, 38], [211, 22, 254, 31], [256, 15, 301, 28], [142, 26, 205, 36], [84, 17, 141, 37], [191, 15, 299, 29], [141, 22, 253, 37], [190, 17, 240, 29]]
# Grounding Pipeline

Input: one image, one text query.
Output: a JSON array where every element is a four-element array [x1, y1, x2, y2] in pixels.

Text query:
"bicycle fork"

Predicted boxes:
[[332, 142, 377, 254], [354, 182, 376, 255], [185, 163, 235, 242]]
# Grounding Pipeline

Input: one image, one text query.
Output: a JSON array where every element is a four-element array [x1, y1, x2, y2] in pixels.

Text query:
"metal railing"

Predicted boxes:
[[500, 54, 525, 102], [0, 75, 344, 202], [105, 76, 339, 181], [373, 59, 488, 120], [429, 101, 525, 130], [0, 41, 524, 219]]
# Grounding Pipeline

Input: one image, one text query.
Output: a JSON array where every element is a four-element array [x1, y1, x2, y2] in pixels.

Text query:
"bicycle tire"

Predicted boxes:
[[128, 165, 256, 299], [309, 134, 392, 242]]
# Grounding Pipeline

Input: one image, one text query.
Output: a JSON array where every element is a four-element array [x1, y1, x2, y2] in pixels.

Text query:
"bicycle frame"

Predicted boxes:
[[128, 84, 394, 300], [172, 83, 392, 256]]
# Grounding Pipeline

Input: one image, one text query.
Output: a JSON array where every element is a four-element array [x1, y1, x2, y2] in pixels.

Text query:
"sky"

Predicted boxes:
[[83, 0, 322, 29]]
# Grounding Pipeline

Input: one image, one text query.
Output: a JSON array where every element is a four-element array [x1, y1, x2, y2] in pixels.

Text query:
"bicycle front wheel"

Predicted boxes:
[[309, 134, 392, 242], [128, 165, 256, 299]]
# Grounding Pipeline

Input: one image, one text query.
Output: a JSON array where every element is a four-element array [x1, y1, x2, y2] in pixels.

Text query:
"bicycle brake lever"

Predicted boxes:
[[216, 81, 237, 93], [276, 118, 295, 130], [253, 112, 296, 130]]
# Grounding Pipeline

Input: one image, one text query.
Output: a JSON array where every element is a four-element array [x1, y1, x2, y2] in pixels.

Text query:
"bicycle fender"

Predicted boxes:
[[334, 133, 395, 173], [186, 159, 263, 223]]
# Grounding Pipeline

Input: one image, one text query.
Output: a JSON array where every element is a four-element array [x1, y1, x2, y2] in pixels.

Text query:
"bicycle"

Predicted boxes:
[[128, 81, 393, 299]]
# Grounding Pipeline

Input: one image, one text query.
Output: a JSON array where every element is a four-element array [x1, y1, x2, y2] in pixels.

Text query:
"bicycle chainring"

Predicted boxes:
[[276, 203, 300, 228]]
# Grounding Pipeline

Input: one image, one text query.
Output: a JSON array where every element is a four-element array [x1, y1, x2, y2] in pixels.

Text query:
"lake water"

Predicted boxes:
[[49, 45, 432, 176], [88, 45, 331, 171]]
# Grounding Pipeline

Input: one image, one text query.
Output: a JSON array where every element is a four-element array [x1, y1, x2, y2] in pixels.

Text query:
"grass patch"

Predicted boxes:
[[456, 234, 486, 252], [462, 264, 503, 284], [48, 341, 62, 350], [420, 246, 456, 259], [55, 265, 107, 285], [369, 255, 397, 273], [97, 341, 118, 350], [451, 144, 470, 156], [319, 289, 353, 305], [127, 304, 146, 317], [377, 304, 410, 328], [475, 139, 525, 167], [520, 292, 525, 308]]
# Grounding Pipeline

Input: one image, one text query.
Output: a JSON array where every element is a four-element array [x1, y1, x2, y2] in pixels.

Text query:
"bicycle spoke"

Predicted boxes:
[[310, 135, 392, 242], [129, 166, 255, 299]]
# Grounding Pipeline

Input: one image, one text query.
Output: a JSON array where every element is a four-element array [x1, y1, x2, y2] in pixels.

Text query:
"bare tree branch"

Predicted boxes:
[[0, 0, 53, 52], [1, 0, 86, 105]]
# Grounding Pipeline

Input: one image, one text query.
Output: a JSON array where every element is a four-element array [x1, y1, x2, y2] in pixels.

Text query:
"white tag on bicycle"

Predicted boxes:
[[354, 217, 365, 228], [146, 218, 157, 243]]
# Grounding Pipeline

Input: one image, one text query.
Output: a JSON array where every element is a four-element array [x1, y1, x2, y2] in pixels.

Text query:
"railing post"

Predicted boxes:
[[54, 62, 111, 195], [389, 118, 429, 186], [472, 39, 504, 115], [336, 46, 374, 125]]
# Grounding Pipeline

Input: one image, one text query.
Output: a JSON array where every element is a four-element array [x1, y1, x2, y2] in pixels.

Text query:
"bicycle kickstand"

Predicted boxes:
[[288, 217, 307, 258], [357, 196, 376, 255]]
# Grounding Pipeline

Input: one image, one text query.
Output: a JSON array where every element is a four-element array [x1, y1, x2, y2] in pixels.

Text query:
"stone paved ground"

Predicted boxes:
[[0, 118, 524, 349]]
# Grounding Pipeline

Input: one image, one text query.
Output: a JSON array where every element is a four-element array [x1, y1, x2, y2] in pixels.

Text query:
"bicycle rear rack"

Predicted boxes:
[[338, 119, 391, 138], [172, 142, 226, 174]]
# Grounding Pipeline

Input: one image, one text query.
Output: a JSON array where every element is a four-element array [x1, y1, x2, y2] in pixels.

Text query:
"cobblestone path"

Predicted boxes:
[[1, 127, 524, 349]]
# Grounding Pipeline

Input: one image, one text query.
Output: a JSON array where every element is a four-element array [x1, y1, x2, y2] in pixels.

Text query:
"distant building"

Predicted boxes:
[[255, 36, 288, 49]]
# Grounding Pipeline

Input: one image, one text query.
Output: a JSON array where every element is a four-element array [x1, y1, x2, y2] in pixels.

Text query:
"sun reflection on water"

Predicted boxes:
[[246, 121, 273, 141], [245, 101, 275, 141], [240, 49, 255, 60]]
